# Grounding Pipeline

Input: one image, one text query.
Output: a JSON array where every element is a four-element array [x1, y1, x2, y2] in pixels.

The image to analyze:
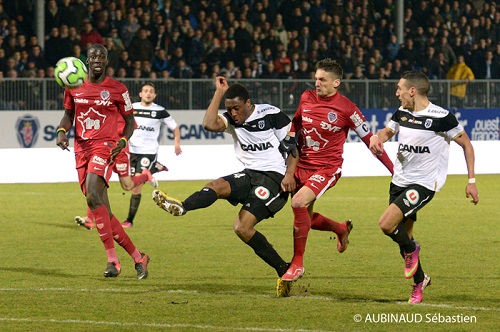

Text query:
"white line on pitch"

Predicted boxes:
[[0, 287, 498, 312], [0, 317, 330, 332]]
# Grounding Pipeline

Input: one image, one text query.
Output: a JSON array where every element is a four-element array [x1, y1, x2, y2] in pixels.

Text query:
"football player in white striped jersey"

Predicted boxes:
[[370, 71, 479, 304], [122, 83, 182, 228], [153, 76, 296, 297]]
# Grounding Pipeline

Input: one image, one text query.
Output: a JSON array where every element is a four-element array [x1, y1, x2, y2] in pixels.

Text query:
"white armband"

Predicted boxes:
[[354, 122, 370, 139]]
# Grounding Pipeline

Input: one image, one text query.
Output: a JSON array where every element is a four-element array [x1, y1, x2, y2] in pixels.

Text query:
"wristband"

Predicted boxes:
[[120, 137, 128, 147], [57, 127, 67, 135], [468, 178, 476, 184]]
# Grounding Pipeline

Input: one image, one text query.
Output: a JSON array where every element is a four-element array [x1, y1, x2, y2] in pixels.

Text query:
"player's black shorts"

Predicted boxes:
[[389, 183, 435, 222], [130, 153, 159, 176], [223, 169, 289, 222]]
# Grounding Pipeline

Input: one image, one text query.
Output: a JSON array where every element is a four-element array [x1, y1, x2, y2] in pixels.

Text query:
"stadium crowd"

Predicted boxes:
[[0, 0, 499, 84]]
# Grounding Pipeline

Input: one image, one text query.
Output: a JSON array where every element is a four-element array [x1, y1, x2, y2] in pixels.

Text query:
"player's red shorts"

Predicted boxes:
[[295, 165, 342, 198], [75, 143, 131, 195]]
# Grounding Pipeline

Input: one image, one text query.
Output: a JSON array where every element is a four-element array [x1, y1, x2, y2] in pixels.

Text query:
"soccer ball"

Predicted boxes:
[[54, 57, 88, 89]]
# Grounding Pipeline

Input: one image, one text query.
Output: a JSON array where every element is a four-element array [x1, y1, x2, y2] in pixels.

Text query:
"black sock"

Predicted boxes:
[[126, 193, 141, 223], [388, 222, 415, 253], [183, 187, 218, 211], [246, 231, 288, 277], [413, 260, 425, 284]]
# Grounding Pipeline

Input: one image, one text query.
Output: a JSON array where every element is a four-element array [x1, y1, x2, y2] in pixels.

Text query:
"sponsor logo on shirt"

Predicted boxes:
[[137, 125, 155, 131], [399, 144, 430, 153], [75, 98, 89, 104], [302, 116, 313, 123], [240, 142, 274, 151], [320, 121, 342, 132]]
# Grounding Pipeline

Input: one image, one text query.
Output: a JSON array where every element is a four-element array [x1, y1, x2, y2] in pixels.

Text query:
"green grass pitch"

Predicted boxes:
[[0, 175, 498, 331]]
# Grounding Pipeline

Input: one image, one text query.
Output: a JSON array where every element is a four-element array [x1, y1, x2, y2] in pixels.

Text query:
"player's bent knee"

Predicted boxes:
[[233, 223, 252, 241], [379, 218, 395, 234]]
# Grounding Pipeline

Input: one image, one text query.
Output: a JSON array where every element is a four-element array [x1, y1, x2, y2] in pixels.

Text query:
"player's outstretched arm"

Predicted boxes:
[[203, 76, 228, 132], [173, 127, 182, 155], [357, 126, 394, 175], [453, 132, 479, 205]]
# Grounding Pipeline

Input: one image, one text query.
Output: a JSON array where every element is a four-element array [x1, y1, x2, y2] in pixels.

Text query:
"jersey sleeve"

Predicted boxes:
[[346, 103, 367, 130], [63, 89, 74, 110], [116, 84, 134, 116], [271, 111, 292, 141], [443, 113, 463, 139], [162, 114, 178, 131], [387, 109, 401, 133]]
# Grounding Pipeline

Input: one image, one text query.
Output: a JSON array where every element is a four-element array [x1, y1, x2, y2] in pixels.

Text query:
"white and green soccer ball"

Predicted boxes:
[[54, 57, 88, 89]]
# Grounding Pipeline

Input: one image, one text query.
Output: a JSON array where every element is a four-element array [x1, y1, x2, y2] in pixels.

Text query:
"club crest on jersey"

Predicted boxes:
[[151, 111, 156, 118], [100, 90, 110, 100], [405, 189, 420, 205], [16, 114, 40, 148], [258, 120, 265, 129], [425, 119, 433, 128], [255, 186, 270, 200], [328, 112, 337, 123]]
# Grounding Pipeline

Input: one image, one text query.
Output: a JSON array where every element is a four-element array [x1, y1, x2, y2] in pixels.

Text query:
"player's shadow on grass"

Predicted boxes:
[[0, 266, 80, 278], [36, 221, 90, 231]]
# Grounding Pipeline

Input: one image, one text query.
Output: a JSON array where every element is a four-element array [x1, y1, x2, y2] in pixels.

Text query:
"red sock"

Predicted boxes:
[[291, 206, 311, 267], [86, 207, 94, 222], [92, 205, 118, 262], [110, 215, 142, 262], [311, 212, 345, 235], [131, 173, 149, 187]]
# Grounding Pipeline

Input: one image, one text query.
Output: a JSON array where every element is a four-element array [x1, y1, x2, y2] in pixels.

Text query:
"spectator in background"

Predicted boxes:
[[385, 34, 400, 62], [29, 45, 47, 70], [71, 44, 87, 64], [121, 12, 141, 48], [396, 38, 418, 70], [435, 36, 457, 67], [152, 48, 172, 75], [128, 28, 155, 62], [171, 58, 193, 79], [295, 60, 311, 79], [104, 37, 120, 70], [436, 52, 450, 79], [44, 27, 63, 66], [476, 50, 500, 80], [220, 60, 238, 78], [109, 28, 125, 53], [421, 46, 441, 80], [45, 0, 61, 35], [80, 20, 103, 51], [187, 28, 204, 71], [446, 55, 475, 108]]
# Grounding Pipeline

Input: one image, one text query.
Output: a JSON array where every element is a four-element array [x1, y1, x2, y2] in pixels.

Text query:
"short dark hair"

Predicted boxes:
[[225, 83, 250, 102], [316, 58, 343, 79], [141, 82, 155, 90], [401, 71, 430, 96], [88, 44, 108, 57]]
